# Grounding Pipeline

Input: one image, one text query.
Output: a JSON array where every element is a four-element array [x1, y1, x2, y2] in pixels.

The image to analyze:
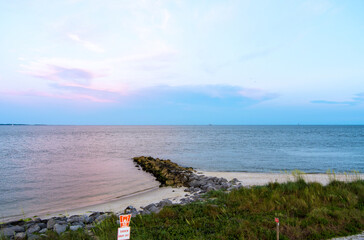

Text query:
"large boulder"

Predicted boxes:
[[0, 227, 15, 238], [26, 224, 40, 234], [53, 223, 67, 234]]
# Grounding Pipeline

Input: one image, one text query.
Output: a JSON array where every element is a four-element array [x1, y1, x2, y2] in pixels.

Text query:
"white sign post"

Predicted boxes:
[[118, 227, 130, 240], [117, 214, 131, 240]]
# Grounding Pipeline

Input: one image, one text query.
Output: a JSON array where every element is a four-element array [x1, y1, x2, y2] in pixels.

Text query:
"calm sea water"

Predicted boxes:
[[0, 125, 363, 220]]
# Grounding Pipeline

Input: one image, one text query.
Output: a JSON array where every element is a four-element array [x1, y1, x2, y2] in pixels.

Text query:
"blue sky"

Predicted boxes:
[[1, 0, 364, 124]]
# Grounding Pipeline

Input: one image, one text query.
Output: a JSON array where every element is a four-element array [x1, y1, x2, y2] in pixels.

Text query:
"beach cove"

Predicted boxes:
[[1, 156, 363, 240]]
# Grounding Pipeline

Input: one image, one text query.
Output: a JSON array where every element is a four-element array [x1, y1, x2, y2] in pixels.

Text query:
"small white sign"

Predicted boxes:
[[118, 227, 130, 240]]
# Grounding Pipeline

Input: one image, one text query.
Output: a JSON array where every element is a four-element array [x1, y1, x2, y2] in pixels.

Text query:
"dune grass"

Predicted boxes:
[[123, 179, 364, 240], [2, 177, 363, 240]]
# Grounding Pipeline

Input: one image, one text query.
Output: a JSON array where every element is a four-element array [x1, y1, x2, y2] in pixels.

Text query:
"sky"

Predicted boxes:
[[1, 0, 364, 125]]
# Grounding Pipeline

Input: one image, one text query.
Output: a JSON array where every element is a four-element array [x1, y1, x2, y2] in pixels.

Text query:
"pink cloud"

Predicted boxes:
[[1, 89, 115, 103], [21, 60, 107, 85]]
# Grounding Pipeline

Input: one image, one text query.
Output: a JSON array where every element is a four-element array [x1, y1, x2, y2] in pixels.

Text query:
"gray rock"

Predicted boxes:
[[141, 209, 150, 215], [67, 215, 85, 224], [124, 205, 138, 217], [33, 218, 41, 223], [0, 227, 15, 238], [39, 228, 47, 234], [229, 178, 239, 184], [27, 234, 40, 240], [37, 222, 46, 230], [53, 223, 67, 234], [71, 221, 84, 227], [219, 177, 228, 183], [8, 225, 25, 233], [89, 212, 102, 219], [143, 203, 156, 211], [70, 225, 82, 231], [148, 205, 160, 213], [85, 224, 94, 230], [95, 214, 108, 223], [26, 224, 41, 234], [47, 218, 57, 229], [189, 180, 202, 188], [14, 232, 26, 240], [158, 199, 172, 208], [85, 216, 95, 224]]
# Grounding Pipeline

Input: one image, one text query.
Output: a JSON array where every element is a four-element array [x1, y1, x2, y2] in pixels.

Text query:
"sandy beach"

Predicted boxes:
[[38, 171, 363, 220], [38, 186, 187, 220], [201, 171, 363, 187]]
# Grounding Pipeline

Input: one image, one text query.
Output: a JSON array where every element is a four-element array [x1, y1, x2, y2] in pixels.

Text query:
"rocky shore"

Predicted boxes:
[[0, 157, 242, 239]]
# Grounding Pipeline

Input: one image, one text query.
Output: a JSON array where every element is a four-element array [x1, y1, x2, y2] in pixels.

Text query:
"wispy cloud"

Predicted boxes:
[[131, 85, 278, 107], [67, 33, 104, 53], [2, 84, 277, 105], [0, 89, 114, 103], [311, 93, 364, 106], [20, 58, 108, 85], [49, 83, 125, 102]]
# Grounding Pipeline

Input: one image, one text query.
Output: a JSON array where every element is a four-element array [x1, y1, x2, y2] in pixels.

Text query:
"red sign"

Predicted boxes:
[[120, 214, 131, 228], [275, 218, 279, 223]]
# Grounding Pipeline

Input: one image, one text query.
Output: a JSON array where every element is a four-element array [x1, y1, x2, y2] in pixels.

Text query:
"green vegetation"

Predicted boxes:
[[127, 179, 364, 240], [2, 178, 363, 239]]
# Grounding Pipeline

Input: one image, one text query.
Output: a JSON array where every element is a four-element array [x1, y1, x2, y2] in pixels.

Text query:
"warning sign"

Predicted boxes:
[[117, 227, 130, 240], [120, 214, 131, 227]]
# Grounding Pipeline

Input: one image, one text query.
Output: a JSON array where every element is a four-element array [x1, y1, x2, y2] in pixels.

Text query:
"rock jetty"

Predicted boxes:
[[0, 157, 243, 239], [133, 156, 194, 187]]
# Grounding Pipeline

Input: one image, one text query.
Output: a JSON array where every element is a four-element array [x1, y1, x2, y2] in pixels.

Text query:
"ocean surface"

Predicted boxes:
[[1, 125, 363, 220]]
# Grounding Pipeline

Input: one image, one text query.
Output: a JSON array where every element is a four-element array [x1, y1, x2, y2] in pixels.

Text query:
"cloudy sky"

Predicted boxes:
[[1, 0, 363, 124]]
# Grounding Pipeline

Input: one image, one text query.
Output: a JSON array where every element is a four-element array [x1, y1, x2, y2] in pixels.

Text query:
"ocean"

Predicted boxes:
[[0, 125, 363, 220]]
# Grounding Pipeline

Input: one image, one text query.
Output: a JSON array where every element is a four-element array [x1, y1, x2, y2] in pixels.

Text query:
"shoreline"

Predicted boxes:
[[2, 171, 362, 223], [201, 171, 363, 186], [3, 172, 363, 222], [37, 186, 187, 220]]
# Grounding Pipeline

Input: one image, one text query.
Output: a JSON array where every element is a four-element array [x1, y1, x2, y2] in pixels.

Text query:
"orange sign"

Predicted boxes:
[[120, 214, 131, 227]]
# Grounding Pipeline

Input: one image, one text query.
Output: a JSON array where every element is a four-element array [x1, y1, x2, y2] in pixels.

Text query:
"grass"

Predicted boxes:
[[2, 177, 363, 240], [123, 179, 364, 240]]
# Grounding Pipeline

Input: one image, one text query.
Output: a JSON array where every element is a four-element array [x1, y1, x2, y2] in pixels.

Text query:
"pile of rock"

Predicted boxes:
[[133, 156, 243, 194], [133, 156, 194, 187], [0, 211, 113, 240], [186, 174, 242, 193], [134, 156, 243, 210], [122, 199, 174, 216]]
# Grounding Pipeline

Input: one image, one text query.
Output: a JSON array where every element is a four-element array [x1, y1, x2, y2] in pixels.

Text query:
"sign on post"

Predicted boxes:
[[120, 214, 131, 227], [118, 214, 132, 240], [118, 227, 130, 240]]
